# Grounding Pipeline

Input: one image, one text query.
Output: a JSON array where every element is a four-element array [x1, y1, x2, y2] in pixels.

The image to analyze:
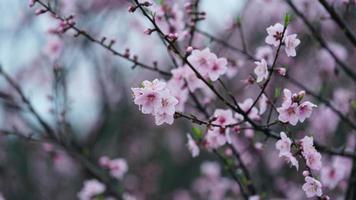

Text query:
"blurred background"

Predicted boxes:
[[0, 0, 355, 199]]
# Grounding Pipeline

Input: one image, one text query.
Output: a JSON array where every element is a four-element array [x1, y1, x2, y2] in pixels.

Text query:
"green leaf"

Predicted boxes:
[[351, 100, 356, 110], [275, 87, 281, 98], [284, 13, 291, 26], [156, 0, 164, 5], [192, 126, 203, 140]]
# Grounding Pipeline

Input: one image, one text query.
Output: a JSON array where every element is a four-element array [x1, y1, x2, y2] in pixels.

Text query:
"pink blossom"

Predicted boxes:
[[166, 81, 189, 112], [170, 65, 204, 92], [284, 34, 301, 57], [321, 165, 343, 189], [208, 56, 228, 81], [29, 0, 36, 7], [212, 109, 236, 127], [187, 134, 200, 157], [204, 128, 227, 149], [201, 161, 221, 178], [300, 136, 314, 151], [300, 136, 322, 171], [254, 59, 269, 83], [275, 131, 292, 156], [187, 48, 215, 77], [281, 88, 293, 107], [277, 89, 317, 125], [297, 101, 317, 122], [277, 102, 299, 125], [133, 87, 161, 114], [187, 48, 228, 81], [154, 112, 175, 125], [108, 158, 128, 180], [155, 93, 179, 116], [238, 98, 260, 120], [77, 179, 106, 200], [303, 150, 322, 171], [259, 94, 268, 115], [99, 157, 128, 180], [132, 79, 178, 125], [265, 23, 284, 47], [281, 152, 299, 170], [302, 176, 323, 198]]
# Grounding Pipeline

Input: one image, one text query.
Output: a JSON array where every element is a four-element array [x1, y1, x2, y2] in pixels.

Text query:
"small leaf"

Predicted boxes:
[[275, 87, 281, 98], [284, 13, 291, 26], [192, 126, 203, 140], [351, 100, 356, 110]]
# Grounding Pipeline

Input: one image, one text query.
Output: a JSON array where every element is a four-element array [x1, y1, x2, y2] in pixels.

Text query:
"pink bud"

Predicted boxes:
[[35, 8, 47, 16], [128, 6, 137, 13], [99, 156, 110, 168], [186, 46, 193, 53], [302, 170, 309, 176], [167, 33, 178, 41], [276, 67, 286, 76], [254, 142, 263, 150], [224, 148, 232, 156]]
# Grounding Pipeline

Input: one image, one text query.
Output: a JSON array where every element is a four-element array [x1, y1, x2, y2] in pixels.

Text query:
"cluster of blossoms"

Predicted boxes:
[[77, 179, 106, 200], [265, 23, 301, 57], [276, 133, 324, 198], [99, 156, 128, 180], [187, 48, 228, 81], [132, 79, 179, 125], [277, 89, 317, 125], [302, 176, 323, 198], [275, 131, 299, 170], [254, 22, 300, 83], [300, 136, 322, 171]]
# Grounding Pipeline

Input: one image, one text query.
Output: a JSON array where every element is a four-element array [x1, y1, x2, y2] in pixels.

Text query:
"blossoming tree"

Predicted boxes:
[[0, 0, 355, 199]]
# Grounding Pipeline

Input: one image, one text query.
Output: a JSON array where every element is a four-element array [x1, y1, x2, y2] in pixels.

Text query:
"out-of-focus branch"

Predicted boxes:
[[0, 65, 123, 199], [318, 0, 356, 47], [285, 0, 356, 82], [34, 0, 171, 77], [0, 66, 57, 141]]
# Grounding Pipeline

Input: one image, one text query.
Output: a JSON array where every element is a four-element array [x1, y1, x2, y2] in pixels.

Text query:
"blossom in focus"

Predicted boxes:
[[276, 131, 299, 170], [277, 89, 317, 125], [254, 59, 269, 83], [265, 23, 284, 46], [208, 56, 228, 81], [300, 136, 322, 171], [297, 102, 317, 122], [212, 109, 236, 127], [132, 79, 179, 125], [277, 102, 299, 125], [284, 34, 301, 57], [302, 176, 323, 198], [77, 179, 106, 200]]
